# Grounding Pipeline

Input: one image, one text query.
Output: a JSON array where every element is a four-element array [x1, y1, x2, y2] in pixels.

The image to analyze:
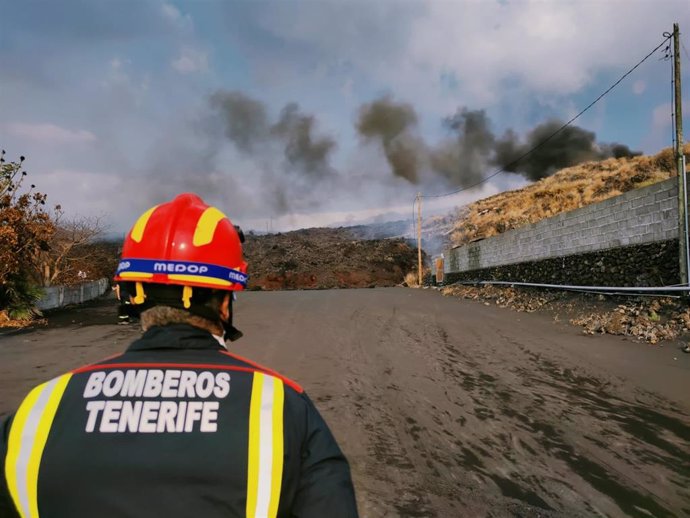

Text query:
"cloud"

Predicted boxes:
[[101, 57, 150, 107], [162, 3, 182, 22], [5, 122, 97, 144], [110, 57, 125, 70], [643, 100, 689, 151], [161, 2, 194, 31], [341, 78, 354, 98], [171, 47, 208, 74], [652, 102, 673, 129], [227, 1, 684, 111], [30, 168, 121, 222], [217, 1, 421, 86], [2, 0, 686, 235]]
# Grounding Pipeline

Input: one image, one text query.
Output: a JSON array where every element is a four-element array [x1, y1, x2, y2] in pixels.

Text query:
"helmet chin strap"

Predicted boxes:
[[222, 320, 244, 342], [220, 294, 243, 342]]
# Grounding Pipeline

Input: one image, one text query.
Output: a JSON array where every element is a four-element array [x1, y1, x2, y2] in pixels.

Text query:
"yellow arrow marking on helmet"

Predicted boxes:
[[130, 205, 158, 243], [193, 207, 227, 247]]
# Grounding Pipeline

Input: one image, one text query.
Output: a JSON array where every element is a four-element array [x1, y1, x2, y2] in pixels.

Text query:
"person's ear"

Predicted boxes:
[[219, 293, 231, 321]]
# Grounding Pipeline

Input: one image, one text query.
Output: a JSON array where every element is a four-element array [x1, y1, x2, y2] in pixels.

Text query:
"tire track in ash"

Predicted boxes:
[[426, 319, 574, 517], [201, 290, 690, 516], [331, 303, 515, 517], [423, 311, 688, 517], [368, 311, 561, 517], [345, 306, 443, 517], [505, 338, 690, 517]]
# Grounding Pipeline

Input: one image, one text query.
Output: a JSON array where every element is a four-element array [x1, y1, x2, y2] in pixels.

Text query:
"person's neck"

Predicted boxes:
[[211, 333, 227, 350]]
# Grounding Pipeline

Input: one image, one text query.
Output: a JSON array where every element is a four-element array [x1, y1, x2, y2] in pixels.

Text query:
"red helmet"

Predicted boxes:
[[114, 193, 248, 304]]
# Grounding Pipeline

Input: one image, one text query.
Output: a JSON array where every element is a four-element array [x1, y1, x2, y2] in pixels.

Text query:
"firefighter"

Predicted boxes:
[[113, 282, 139, 325], [0, 193, 359, 518]]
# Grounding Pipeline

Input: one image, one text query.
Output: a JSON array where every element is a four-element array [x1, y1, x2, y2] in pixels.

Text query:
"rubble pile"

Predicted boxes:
[[441, 284, 690, 344], [243, 227, 419, 290]]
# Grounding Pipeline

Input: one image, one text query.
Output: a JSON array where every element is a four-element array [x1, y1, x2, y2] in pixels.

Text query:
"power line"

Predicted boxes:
[[422, 33, 673, 200]]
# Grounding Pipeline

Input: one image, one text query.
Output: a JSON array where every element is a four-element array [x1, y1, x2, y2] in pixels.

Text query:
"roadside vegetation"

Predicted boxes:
[[0, 152, 114, 326], [0, 153, 54, 322], [441, 284, 690, 345]]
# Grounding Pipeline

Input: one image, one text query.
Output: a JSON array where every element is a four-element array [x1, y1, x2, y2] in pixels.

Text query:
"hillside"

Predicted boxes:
[[437, 144, 690, 345], [242, 227, 420, 290], [447, 145, 690, 247]]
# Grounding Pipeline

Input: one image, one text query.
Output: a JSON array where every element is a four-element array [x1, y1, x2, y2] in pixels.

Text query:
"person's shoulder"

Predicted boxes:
[[218, 350, 304, 395], [69, 353, 125, 374], [7, 367, 79, 428], [68, 350, 304, 395]]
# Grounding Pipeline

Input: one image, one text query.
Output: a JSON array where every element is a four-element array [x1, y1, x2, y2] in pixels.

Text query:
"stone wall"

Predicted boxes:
[[446, 177, 679, 275], [444, 178, 684, 287], [36, 278, 109, 311], [443, 240, 679, 287]]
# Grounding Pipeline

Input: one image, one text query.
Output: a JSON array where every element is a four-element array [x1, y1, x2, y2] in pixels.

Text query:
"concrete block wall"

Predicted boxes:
[[446, 177, 679, 274], [36, 278, 109, 311]]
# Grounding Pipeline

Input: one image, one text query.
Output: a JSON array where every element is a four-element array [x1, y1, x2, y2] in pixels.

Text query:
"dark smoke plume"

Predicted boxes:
[[271, 103, 336, 176], [494, 120, 642, 180], [600, 142, 643, 160], [200, 91, 643, 219], [430, 108, 495, 187], [355, 97, 642, 186], [205, 90, 340, 216], [356, 97, 423, 183], [209, 90, 336, 178], [209, 91, 268, 154]]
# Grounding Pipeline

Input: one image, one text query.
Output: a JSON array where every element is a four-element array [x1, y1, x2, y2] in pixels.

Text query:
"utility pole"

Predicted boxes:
[[674, 23, 688, 286], [417, 192, 423, 286]]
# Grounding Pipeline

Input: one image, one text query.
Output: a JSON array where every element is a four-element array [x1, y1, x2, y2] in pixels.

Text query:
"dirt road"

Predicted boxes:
[[1, 288, 689, 517]]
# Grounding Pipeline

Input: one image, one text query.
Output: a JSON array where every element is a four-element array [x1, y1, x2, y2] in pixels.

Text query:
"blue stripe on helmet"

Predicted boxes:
[[117, 258, 248, 287]]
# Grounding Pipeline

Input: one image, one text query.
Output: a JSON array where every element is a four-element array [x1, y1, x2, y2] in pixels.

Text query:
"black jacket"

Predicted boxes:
[[0, 324, 358, 517]]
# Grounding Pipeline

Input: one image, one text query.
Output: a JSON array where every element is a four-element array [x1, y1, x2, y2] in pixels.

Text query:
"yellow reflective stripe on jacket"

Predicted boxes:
[[4, 374, 72, 518], [246, 372, 285, 518], [267, 380, 284, 518]]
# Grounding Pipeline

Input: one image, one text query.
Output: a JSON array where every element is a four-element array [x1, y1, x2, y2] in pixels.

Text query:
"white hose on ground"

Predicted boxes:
[[453, 280, 690, 293]]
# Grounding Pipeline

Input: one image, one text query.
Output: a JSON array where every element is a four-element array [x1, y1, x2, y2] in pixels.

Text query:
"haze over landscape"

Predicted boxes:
[[1, 0, 689, 232]]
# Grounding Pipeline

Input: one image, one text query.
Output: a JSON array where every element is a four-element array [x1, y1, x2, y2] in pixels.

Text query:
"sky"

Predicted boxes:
[[1, 0, 689, 234]]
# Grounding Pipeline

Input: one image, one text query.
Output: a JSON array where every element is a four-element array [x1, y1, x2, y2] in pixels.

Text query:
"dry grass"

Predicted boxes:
[[404, 271, 420, 287], [441, 285, 689, 344], [449, 144, 690, 246], [0, 309, 44, 329]]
